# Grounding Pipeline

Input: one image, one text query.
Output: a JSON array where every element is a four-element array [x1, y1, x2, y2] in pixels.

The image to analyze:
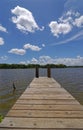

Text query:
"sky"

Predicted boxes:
[[0, 0, 83, 66]]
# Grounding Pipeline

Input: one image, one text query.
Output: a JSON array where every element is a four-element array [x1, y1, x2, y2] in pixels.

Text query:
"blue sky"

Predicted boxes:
[[0, 0, 83, 65]]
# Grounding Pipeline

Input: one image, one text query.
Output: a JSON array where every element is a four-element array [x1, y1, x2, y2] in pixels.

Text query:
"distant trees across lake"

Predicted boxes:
[[0, 63, 82, 69]]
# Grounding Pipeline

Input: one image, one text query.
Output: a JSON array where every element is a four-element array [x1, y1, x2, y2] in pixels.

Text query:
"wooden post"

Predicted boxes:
[[47, 67, 51, 78], [35, 66, 39, 78]]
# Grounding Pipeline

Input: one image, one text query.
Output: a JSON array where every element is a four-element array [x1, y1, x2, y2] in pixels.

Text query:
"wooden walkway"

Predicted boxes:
[[0, 77, 83, 129]]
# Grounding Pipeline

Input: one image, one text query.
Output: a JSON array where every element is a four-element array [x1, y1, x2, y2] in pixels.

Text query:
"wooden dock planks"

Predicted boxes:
[[0, 77, 83, 129]]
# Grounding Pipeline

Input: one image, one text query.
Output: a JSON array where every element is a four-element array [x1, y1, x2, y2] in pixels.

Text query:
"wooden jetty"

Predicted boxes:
[[0, 77, 83, 129]]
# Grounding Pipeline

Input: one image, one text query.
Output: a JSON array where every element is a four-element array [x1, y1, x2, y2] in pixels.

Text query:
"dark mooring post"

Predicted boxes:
[[35, 66, 39, 78], [47, 67, 51, 78]]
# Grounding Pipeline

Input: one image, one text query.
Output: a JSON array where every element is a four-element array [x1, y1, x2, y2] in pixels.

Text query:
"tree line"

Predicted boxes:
[[0, 63, 82, 69], [0, 63, 67, 69]]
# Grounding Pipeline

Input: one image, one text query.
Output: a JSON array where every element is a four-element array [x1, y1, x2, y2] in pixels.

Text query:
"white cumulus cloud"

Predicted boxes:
[[39, 56, 52, 64], [0, 24, 7, 32], [0, 37, 4, 45], [49, 10, 83, 38], [22, 55, 83, 66], [8, 48, 26, 55], [11, 6, 43, 33], [49, 21, 72, 37], [65, 10, 80, 17], [0, 25, 7, 46], [31, 58, 38, 64], [24, 43, 41, 51], [74, 16, 83, 27], [55, 56, 83, 66]]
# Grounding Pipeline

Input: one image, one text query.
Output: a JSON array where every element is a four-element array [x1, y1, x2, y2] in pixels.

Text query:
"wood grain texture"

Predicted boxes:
[[12, 104, 83, 111], [1, 117, 83, 128]]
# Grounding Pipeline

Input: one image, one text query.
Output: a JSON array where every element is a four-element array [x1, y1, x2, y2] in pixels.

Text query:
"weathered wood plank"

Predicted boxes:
[[30, 84, 61, 88], [24, 91, 69, 94], [16, 99, 79, 105], [7, 109, 83, 118], [12, 104, 83, 111], [23, 93, 73, 96], [24, 88, 71, 95], [1, 127, 82, 130], [19, 94, 74, 100], [24, 87, 68, 92], [1, 117, 83, 128]]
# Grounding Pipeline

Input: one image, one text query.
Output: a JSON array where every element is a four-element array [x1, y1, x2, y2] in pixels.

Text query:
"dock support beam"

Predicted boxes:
[[35, 66, 39, 78], [35, 67, 51, 78], [47, 67, 51, 78]]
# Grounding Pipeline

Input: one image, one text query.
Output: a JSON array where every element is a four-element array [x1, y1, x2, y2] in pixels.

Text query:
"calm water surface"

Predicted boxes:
[[0, 68, 83, 117]]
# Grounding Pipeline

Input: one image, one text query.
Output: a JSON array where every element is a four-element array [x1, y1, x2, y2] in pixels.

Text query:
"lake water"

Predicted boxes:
[[0, 68, 83, 117]]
